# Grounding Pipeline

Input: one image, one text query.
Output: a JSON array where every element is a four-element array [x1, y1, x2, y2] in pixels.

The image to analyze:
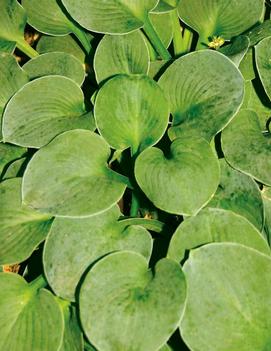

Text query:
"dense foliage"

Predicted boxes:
[[1, 0, 271, 350]]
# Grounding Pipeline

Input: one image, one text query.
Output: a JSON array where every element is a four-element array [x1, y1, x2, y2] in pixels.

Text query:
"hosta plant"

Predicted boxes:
[[1, 0, 271, 350]]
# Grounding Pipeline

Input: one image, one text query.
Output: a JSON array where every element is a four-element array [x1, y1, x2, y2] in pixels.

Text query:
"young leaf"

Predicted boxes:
[[181, 243, 271, 351], [2, 156, 27, 179], [0, 273, 64, 351], [222, 109, 271, 185], [262, 187, 271, 243], [246, 20, 271, 46], [2, 76, 92, 148], [23, 52, 85, 85], [159, 50, 244, 141], [256, 36, 271, 101], [219, 35, 250, 67], [152, 0, 180, 13], [61, 0, 159, 34], [22, 130, 128, 217], [80, 251, 186, 351], [167, 208, 269, 263], [208, 159, 264, 231], [149, 12, 173, 49], [239, 48, 256, 81], [94, 31, 150, 84], [178, 0, 264, 45], [94, 74, 169, 154], [135, 136, 220, 216], [43, 205, 153, 301], [37, 34, 86, 63], [0, 178, 53, 265]]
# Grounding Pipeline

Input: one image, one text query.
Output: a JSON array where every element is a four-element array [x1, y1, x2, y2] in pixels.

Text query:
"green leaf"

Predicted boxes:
[[135, 136, 220, 215], [0, 178, 53, 265], [94, 31, 150, 84], [149, 12, 173, 48], [2, 157, 27, 180], [61, 0, 158, 34], [0, 53, 29, 137], [246, 20, 271, 46], [36, 34, 86, 63], [262, 187, 271, 243], [22, 130, 128, 217], [59, 303, 84, 351], [219, 35, 250, 67], [222, 109, 271, 185], [80, 251, 186, 351], [0, 273, 64, 351], [181, 243, 271, 351], [242, 80, 271, 131], [94, 74, 169, 154], [152, 0, 180, 13], [178, 0, 264, 43], [23, 52, 85, 86], [0, 39, 15, 54], [43, 205, 152, 301], [239, 48, 256, 81], [0, 142, 26, 176], [167, 208, 269, 263], [159, 50, 244, 141], [208, 159, 264, 231], [256, 36, 271, 101], [2, 76, 92, 148]]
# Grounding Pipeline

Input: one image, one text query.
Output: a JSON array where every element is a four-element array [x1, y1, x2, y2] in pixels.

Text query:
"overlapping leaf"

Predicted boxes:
[[181, 243, 271, 351], [80, 251, 186, 351], [22, 130, 128, 217], [135, 136, 220, 215], [256, 36, 271, 101], [43, 206, 152, 301], [159, 50, 244, 141]]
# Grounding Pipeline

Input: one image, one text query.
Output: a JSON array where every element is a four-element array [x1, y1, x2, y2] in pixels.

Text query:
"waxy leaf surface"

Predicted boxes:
[[94, 74, 169, 153], [181, 243, 271, 351], [0, 178, 53, 265], [2, 76, 91, 148], [0, 142, 26, 176], [135, 137, 220, 215], [168, 208, 269, 263], [44, 206, 152, 301], [0, 273, 64, 351], [159, 50, 244, 141], [222, 109, 271, 185], [23, 52, 85, 85], [256, 36, 271, 101], [22, 130, 128, 217], [94, 31, 150, 84], [80, 251, 186, 351]]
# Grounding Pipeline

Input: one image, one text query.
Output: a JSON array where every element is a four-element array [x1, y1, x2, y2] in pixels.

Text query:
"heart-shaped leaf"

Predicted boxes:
[[135, 136, 220, 215], [22, 130, 128, 217], [23, 52, 85, 86], [94, 74, 169, 154], [2, 76, 92, 148], [94, 31, 150, 84], [152, 0, 180, 13], [159, 50, 244, 141], [208, 158, 264, 231], [0, 53, 29, 135], [219, 35, 250, 67], [61, 0, 158, 34], [0, 142, 26, 176], [43, 205, 152, 301], [168, 208, 269, 263], [59, 303, 83, 351], [80, 251, 186, 351], [178, 0, 264, 44], [242, 80, 271, 131], [0, 178, 53, 265], [180, 243, 271, 351], [256, 36, 271, 101], [0, 274, 64, 351], [36, 34, 86, 63], [222, 109, 271, 185]]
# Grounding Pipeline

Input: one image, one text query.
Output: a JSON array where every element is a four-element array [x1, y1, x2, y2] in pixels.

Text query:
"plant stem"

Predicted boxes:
[[130, 191, 140, 217], [182, 27, 193, 53], [29, 275, 47, 291], [16, 39, 39, 58], [72, 25, 92, 54], [171, 9, 183, 56], [143, 15, 172, 61]]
